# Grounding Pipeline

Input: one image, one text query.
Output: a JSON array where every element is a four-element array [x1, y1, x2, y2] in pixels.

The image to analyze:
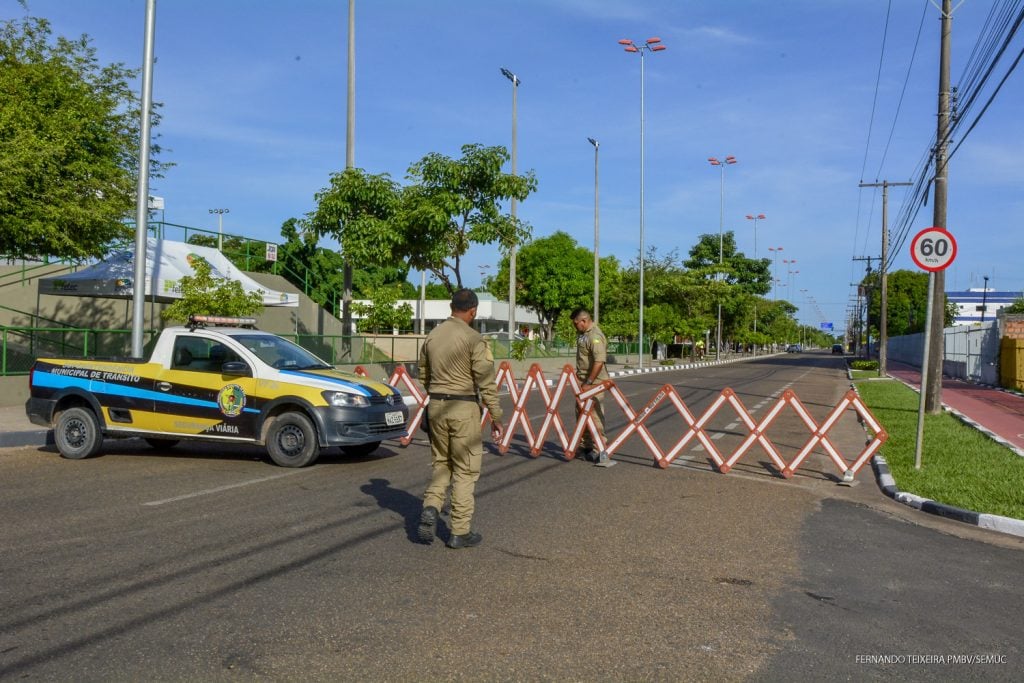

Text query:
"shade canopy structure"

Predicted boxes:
[[38, 238, 299, 307]]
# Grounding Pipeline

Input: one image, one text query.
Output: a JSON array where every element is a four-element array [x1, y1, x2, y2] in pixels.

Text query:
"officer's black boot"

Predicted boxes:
[[418, 505, 439, 544], [446, 531, 482, 549]]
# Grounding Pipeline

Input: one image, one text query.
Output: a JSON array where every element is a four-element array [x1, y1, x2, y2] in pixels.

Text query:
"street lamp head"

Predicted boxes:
[[651, 44, 667, 51], [725, 155, 737, 164], [617, 38, 633, 45], [647, 37, 662, 44], [500, 67, 520, 85], [708, 157, 721, 165], [587, 137, 599, 148], [623, 45, 638, 53]]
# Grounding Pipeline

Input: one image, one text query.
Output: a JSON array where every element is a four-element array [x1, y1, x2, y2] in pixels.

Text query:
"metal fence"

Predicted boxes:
[[886, 320, 1001, 385], [0, 326, 643, 376]]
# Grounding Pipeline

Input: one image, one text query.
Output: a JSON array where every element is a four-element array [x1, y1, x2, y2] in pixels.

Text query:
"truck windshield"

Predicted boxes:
[[234, 334, 332, 370]]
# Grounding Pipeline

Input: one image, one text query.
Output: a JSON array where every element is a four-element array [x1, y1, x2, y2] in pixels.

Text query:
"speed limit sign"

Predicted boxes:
[[910, 227, 957, 272]]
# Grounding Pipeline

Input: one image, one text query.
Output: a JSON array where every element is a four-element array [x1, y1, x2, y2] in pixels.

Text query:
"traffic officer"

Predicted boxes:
[[417, 288, 504, 549], [571, 307, 608, 462]]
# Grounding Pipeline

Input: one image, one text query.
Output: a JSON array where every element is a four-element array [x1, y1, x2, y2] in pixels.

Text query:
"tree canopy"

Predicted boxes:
[[308, 145, 537, 296], [160, 258, 263, 323], [490, 231, 594, 340], [863, 269, 958, 337], [0, 17, 168, 261]]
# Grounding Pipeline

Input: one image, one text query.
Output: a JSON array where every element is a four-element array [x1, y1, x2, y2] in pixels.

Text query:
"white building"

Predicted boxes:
[[352, 292, 540, 335], [947, 288, 1023, 326]]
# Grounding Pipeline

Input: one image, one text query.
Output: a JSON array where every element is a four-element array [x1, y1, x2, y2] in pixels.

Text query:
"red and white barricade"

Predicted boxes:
[[357, 360, 889, 480], [531, 365, 584, 458]]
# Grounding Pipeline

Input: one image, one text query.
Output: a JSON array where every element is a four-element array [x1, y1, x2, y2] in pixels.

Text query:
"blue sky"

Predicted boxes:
[[12, 0, 1024, 332]]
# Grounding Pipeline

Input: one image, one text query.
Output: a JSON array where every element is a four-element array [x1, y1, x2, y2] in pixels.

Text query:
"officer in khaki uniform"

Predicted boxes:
[[418, 289, 504, 549], [571, 308, 608, 460]]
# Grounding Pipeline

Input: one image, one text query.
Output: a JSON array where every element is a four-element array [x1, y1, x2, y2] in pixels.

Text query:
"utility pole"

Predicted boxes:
[[860, 181, 912, 377], [926, 0, 953, 414], [342, 0, 356, 337], [853, 256, 877, 359]]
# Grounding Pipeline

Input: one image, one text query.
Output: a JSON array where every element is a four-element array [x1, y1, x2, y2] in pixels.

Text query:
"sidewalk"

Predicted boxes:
[[886, 361, 1024, 456]]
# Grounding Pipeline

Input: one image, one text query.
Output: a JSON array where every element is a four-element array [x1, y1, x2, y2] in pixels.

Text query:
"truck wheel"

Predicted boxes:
[[55, 407, 103, 460], [266, 412, 319, 467], [144, 438, 180, 450], [341, 441, 381, 457]]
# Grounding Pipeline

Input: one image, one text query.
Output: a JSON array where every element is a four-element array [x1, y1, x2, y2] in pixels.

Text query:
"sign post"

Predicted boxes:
[[909, 227, 957, 469]]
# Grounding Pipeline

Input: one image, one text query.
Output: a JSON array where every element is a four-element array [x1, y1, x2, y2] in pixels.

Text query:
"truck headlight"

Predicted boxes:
[[323, 391, 369, 408]]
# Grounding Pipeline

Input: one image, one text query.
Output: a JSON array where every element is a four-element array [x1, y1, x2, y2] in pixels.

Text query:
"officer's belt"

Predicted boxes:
[[428, 393, 478, 402]]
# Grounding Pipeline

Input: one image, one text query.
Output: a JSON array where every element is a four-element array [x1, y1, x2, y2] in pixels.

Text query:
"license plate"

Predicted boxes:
[[385, 411, 404, 426]]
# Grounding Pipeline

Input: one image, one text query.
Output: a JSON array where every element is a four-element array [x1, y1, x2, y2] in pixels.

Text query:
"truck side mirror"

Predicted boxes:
[[221, 361, 252, 377]]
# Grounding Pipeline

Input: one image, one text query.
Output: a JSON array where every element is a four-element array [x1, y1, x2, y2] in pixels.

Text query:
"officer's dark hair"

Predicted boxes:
[[571, 308, 591, 321], [451, 288, 479, 312]]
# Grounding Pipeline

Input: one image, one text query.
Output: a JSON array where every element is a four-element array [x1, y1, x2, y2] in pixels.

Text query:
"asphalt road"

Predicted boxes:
[[1, 352, 1021, 681]]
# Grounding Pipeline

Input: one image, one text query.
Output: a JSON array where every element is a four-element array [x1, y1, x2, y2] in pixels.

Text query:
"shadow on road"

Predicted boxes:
[[360, 477, 447, 544]]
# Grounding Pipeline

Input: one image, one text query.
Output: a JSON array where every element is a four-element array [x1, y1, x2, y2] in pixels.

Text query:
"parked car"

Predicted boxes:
[[786, 344, 802, 353], [832, 344, 845, 355], [26, 315, 409, 467]]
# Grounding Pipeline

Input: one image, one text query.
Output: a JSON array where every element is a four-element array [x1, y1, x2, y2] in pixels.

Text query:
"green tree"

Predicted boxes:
[[0, 17, 169, 261], [191, 218, 414, 309], [400, 144, 537, 293], [864, 269, 958, 337], [351, 286, 414, 334], [491, 231, 592, 340], [307, 167, 403, 267], [684, 231, 770, 294], [1004, 297, 1024, 314], [160, 258, 263, 323]]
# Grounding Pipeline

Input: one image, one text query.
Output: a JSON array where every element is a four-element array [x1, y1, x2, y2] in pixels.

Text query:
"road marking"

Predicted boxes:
[[142, 469, 312, 507]]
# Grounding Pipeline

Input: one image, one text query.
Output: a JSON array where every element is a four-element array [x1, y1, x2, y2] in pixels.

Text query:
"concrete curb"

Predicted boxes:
[[872, 455, 1024, 538], [518, 353, 772, 389], [0, 429, 53, 449], [848, 367, 1024, 538]]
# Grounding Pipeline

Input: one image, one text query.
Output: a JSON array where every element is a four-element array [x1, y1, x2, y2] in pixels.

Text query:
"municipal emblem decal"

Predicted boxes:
[[217, 384, 246, 417]]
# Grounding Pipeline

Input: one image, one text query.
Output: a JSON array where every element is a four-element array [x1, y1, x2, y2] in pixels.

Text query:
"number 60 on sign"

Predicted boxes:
[[910, 227, 957, 272]]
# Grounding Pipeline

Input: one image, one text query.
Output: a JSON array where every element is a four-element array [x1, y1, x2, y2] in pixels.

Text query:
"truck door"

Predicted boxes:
[[158, 335, 259, 440]]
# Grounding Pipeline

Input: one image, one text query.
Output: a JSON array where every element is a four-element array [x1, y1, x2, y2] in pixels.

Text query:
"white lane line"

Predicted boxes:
[[724, 422, 739, 430], [142, 469, 312, 507]]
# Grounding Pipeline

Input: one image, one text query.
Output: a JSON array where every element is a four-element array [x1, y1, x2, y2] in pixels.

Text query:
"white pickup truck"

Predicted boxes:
[[25, 315, 409, 467]]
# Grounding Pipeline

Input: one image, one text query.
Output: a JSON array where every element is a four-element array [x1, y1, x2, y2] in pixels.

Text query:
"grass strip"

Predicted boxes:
[[853, 378, 1024, 519]]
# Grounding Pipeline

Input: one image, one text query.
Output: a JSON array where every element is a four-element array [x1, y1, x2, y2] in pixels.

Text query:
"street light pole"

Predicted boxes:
[[746, 213, 765, 354], [620, 37, 665, 369], [981, 275, 990, 322], [708, 155, 737, 361], [587, 137, 600, 323], [208, 208, 229, 251], [745, 213, 765, 261], [500, 67, 520, 338], [768, 246, 783, 300], [783, 259, 797, 298]]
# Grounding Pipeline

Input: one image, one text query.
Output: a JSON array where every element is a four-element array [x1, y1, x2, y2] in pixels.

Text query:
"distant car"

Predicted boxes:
[[786, 344, 801, 353], [832, 344, 844, 355]]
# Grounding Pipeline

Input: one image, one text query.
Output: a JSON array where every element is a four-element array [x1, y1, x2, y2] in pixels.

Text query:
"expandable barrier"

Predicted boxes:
[[357, 362, 888, 480]]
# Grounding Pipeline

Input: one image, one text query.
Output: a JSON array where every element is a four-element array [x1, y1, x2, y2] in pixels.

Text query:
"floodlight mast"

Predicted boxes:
[[618, 36, 666, 368]]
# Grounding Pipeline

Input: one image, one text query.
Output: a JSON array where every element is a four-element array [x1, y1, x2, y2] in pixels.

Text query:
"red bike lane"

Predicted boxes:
[[887, 361, 1024, 454]]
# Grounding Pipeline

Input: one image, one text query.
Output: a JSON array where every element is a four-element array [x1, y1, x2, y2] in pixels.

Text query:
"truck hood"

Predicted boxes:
[[277, 368, 401, 399]]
